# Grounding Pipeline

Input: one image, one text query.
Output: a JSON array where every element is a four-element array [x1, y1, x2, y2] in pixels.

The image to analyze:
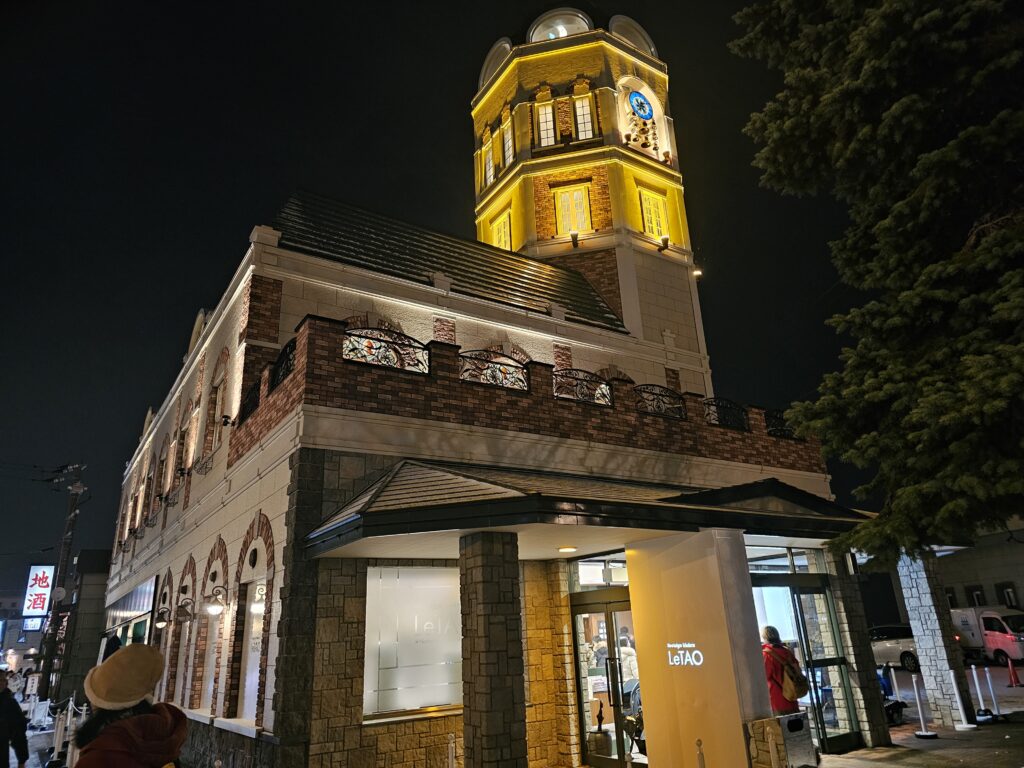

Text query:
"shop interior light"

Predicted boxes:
[[205, 585, 228, 616], [558, 546, 578, 553]]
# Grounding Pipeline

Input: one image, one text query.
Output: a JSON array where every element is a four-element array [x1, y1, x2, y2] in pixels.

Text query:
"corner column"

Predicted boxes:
[[460, 532, 528, 768], [897, 553, 975, 727]]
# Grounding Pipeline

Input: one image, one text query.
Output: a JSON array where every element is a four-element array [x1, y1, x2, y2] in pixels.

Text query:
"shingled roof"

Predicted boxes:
[[271, 190, 627, 332]]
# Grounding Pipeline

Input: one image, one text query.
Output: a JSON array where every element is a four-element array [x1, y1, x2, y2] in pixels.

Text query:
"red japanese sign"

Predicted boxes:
[[23, 565, 55, 617]]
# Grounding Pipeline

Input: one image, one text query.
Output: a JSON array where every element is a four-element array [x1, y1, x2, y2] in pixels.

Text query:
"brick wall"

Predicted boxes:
[[283, 316, 824, 475], [534, 165, 612, 240], [546, 248, 623, 320]]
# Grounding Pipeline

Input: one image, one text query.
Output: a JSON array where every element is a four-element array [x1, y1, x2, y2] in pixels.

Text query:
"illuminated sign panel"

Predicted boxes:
[[23, 565, 55, 617], [666, 641, 704, 667], [22, 617, 43, 632]]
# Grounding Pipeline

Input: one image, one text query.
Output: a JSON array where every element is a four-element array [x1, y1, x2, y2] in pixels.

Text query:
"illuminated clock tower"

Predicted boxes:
[[472, 9, 710, 392]]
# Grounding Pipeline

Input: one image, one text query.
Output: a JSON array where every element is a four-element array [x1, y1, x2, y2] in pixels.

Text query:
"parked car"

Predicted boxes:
[[869, 624, 919, 672], [951, 606, 1024, 665]]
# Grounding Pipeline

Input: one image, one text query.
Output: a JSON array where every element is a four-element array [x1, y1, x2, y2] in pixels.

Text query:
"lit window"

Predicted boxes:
[[492, 212, 511, 251], [363, 566, 462, 716], [537, 103, 555, 147], [483, 142, 494, 186], [639, 188, 668, 238], [574, 97, 594, 140], [502, 122, 514, 166], [554, 184, 592, 235]]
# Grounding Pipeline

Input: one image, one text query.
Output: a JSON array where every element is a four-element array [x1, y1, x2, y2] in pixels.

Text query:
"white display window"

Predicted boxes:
[[363, 566, 462, 716]]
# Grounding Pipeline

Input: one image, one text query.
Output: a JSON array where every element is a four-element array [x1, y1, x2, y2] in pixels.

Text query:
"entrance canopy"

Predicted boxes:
[[305, 461, 869, 560]]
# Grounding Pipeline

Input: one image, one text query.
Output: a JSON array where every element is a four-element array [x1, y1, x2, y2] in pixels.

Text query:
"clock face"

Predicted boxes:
[[628, 91, 654, 120]]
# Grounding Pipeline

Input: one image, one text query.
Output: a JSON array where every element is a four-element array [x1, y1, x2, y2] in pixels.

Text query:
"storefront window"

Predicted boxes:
[[746, 544, 825, 573], [363, 567, 462, 717], [238, 581, 265, 722]]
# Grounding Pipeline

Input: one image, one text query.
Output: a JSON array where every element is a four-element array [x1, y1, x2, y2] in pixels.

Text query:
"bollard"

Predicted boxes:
[[890, 665, 903, 701], [911, 673, 937, 739], [971, 665, 993, 721], [949, 669, 978, 730], [984, 667, 1004, 719]]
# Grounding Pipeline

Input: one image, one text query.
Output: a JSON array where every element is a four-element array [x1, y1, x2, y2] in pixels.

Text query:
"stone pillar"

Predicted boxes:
[[460, 532, 528, 768], [823, 550, 891, 747], [897, 553, 974, 727]]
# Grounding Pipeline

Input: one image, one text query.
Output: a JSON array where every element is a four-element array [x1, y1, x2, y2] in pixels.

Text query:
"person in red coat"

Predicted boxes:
[[75, 644, 187, 768], [761, 625, 801, 715]]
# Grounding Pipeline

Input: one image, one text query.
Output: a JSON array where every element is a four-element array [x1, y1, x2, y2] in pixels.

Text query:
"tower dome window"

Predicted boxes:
[[527, 8, 593, 43], [609, 15, 658, 57]]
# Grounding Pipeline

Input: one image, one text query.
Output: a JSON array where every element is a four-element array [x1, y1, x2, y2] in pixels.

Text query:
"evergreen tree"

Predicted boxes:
[[731, 1, 1024, 555]]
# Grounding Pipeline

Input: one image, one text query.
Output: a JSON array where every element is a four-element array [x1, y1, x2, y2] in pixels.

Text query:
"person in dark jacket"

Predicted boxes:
[[0, 672, 28, 768], [75, 644, 186, 768]]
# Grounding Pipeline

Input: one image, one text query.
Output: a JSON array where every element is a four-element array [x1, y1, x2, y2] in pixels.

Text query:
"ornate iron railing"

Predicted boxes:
[[165, 485, 181, 508], [459, 350, 529, 390], [342, 327, 429, 373], [765, 409, 798, 439], [553, 368, 612, 406], [192, 452, 214, 476], [237, 380, 261, 425], [634, 384, 688, 420], [703, 397, 750, 431], [268, 338, 297, 392]]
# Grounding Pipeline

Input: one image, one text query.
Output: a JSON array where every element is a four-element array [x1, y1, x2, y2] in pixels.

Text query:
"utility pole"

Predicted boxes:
[[37, 464, 86, 700]]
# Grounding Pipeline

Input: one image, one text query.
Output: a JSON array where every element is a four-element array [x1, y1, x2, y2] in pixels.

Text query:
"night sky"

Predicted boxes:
[[1, 1, 861, 587]]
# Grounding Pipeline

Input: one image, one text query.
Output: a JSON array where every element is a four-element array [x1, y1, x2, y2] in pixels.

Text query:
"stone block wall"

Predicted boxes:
[[459, 532, 527, 768], [521, 560, 580, 767], [898, 553, 975, 728], [309, 557, 463, 768], [823, 550, 891, 747]]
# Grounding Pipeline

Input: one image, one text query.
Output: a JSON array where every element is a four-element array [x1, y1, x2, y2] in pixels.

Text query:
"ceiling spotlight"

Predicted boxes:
[[558, 546, 578, 554]]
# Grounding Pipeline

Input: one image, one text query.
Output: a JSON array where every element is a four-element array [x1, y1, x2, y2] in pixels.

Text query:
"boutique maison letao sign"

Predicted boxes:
[[23, 564, 55, 618], [666, 641, 704, 667]]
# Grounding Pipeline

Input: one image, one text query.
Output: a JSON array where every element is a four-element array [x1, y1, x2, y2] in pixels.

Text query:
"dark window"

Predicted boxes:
[[945, 586, 959, 609], [983, 616, 1005, 633], [869, 627, 888, 641], [891, 625, 913, 640], [995, 581, 1018, 609], [966, 584, 986, 607]]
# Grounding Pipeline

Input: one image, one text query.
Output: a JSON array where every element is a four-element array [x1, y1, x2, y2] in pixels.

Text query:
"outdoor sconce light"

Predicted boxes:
[[693, 267, 703, 279], [154, 607, 170, 629], [222, 415, 236, 427], [176, 467, 188, 478], [658, 234, 670, 252], [569, 230, 579, 248], [250, 583, 267, 615], [175, 598, 194, 622], [205, 585, 228, 616]]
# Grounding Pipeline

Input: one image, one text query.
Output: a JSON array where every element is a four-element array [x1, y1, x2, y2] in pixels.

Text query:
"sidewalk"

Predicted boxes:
[[822, 711, 1024, 767]]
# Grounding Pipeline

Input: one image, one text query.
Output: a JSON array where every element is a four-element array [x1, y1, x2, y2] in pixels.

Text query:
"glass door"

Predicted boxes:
[[570, 587, 648, 767], [752, 575, 862, 753]]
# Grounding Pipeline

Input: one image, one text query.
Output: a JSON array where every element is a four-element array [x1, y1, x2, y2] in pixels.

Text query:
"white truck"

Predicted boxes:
[[950, 606, 1024, 665]]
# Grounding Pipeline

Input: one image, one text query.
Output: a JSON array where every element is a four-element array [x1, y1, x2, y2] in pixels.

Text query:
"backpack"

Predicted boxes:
[[766, 647, 809, 701]]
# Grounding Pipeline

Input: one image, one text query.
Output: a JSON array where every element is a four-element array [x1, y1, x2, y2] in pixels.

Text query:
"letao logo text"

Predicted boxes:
[[666, 641, 704, 667]]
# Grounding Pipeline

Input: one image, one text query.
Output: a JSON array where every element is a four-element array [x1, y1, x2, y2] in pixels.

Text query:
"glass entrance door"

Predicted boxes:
[[752, 575, 862, 753], [571, 587, 648, 767]]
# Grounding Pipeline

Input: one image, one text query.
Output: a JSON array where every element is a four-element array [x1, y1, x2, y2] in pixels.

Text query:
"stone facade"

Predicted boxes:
[[460, 533, 528, 768], [898, 553, 975, 727]]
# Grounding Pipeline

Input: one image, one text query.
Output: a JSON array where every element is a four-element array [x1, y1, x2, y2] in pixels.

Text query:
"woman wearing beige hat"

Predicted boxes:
[[74, 644, 186, 768]]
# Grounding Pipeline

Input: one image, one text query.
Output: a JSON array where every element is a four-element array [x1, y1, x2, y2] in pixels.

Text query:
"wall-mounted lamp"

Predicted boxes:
[[693, 267, 703, 279], [657, 234, 670, 252], [250, 583, 267, 615], [569, 230, 580, 248], [176, 597, 194, 622], [154, 607, 171, 629], [205, 585, 228, 616], [221, 415, 236, 427], [176, 467, 189, 478]]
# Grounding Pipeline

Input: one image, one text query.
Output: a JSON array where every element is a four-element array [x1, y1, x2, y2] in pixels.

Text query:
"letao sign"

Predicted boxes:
[[23, 564, 55, 617], [666, 641, 704, 667]]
